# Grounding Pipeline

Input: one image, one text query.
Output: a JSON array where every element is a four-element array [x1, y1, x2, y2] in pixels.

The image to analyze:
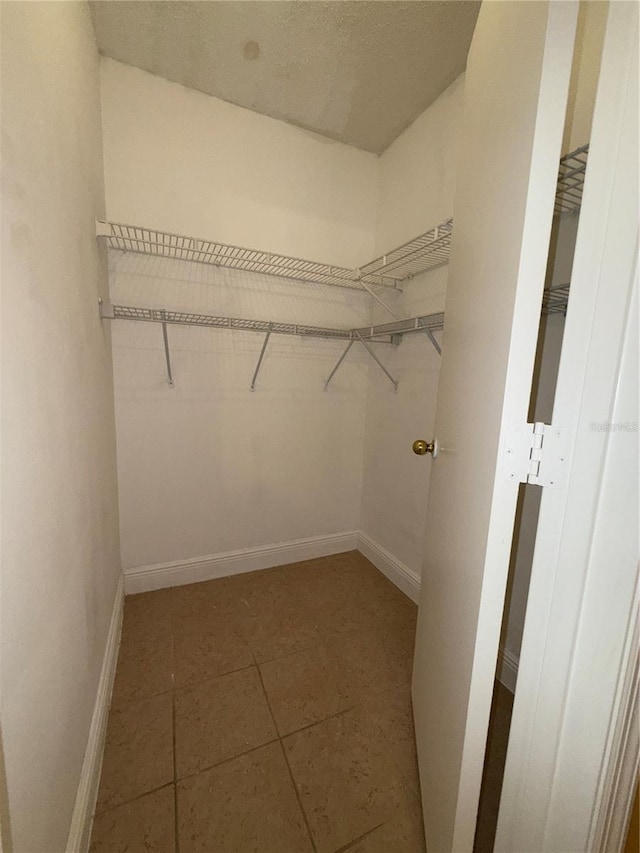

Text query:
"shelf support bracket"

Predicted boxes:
[[357, 277, 442, 357], [356, 333, 398, 392], [357, 277, 400, 321], [324, 340, 355, 391], [250, 325, 273, 391], [160, 312, 174, 387], [424, 328, 442, 355]]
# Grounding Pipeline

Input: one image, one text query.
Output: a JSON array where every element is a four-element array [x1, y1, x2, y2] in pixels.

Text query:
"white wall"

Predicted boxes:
[[563, 0, 608, 154], [359, 76, 463, 580], [100, 62, 375, 572], [374, 75, 464, 254], [110, 255, 370, 570], [0, 4, 121, 851], [100, 58, 378, 269]]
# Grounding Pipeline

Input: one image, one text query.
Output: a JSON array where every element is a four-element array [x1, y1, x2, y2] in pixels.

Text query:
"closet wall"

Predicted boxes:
[[100, 58, 378, 266], [100, 60, 377, 581], [1, 5, 121, 851], [359, 76, 463, 589]]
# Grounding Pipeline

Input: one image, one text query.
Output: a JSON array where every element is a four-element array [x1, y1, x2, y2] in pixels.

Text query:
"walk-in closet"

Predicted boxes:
[[3, 2, 638, 853]]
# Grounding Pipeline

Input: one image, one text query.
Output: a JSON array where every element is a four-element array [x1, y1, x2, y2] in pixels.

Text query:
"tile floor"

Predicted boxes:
[[90, 550, 512, 852], [90, 551, 426, 853]]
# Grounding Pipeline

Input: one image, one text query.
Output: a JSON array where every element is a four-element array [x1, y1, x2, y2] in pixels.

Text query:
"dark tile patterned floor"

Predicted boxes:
[[90, 551, 426, 852]]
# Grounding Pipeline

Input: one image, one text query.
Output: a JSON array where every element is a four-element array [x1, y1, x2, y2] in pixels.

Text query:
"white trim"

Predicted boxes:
[[124, 531, 360, 594], [591, 575, 639, 853], [496, 647, 519, 694], [66, 575, 124, 853], [356, 532, 520, 692], [357, 532, 420, 604]]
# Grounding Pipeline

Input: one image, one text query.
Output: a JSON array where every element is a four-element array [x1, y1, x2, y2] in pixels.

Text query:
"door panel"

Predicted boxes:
[[496, 3, 639, 849], [411, 3, 578, 851]]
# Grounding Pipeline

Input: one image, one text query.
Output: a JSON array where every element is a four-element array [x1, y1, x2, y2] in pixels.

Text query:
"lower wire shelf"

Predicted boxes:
[[99, 300, 444, 344], [100, 280, 568, 391]]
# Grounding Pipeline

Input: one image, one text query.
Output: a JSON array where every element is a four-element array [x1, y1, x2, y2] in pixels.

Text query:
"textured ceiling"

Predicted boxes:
[[90, 1, 480, 154]]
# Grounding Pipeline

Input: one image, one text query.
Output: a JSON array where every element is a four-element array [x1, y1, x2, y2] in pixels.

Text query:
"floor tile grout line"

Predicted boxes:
[[277, 739, 319, 853], [331, 821, 387, 853], [93, 781, 175, 817], [111, 558, 421, 850], [172, 661, 257, 695], [254, 663, 284, 743], [278, 703, 361, 742], [171, 643, 180, 853], [170, 700, 364, 787], [255, 665, 318, 853], [175, 737, 281, 784]]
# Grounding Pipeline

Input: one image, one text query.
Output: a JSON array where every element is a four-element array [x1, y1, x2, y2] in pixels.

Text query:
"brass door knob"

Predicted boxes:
[[413, 439, 438, 458]]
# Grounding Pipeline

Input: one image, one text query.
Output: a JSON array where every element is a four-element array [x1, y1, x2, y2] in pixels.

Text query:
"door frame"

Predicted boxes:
[[495, 2, 639, 850]]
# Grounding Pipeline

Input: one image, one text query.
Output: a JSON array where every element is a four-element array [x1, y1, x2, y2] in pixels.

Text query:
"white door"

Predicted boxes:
[[411, 3, 579, 851], [496, 2, 639, 850]]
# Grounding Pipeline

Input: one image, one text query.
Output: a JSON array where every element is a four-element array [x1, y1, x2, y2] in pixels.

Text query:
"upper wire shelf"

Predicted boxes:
[[96, 221, 372, 292], [358, 221, 453, 286], [555, 144, 589, 214], [96, 145, 588, 296]]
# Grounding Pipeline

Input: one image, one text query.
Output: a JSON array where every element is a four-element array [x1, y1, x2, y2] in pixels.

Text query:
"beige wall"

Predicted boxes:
[[1, 4, 121, 850], [360, 76, 462, 580], [100, 58, 379, 269], [374, 75, 463, 255], [110, 257, 370, 572], [100, 60, 375, 574]]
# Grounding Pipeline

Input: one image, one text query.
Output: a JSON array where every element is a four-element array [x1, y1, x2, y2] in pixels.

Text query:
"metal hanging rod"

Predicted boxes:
[[98, 301, 446, 342], [98, 144, 585, 389], [99, 300, 441, 390], [100, 278, 565, 391]]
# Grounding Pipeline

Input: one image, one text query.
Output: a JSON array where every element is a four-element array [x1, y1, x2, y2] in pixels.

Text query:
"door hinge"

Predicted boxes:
[[503, 422, 566, 487]]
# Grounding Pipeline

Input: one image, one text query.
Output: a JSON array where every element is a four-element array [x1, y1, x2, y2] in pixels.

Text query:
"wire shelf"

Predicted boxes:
[[96, 221, 375, 292], [555, 144, 589, 215], [358, 221, 453, 286], [353, 312, 445, 338], [98, 146, 589, 298], [102, 301, 447, 343], [108, 304, 354, 340], [542, 284, 570, 315], [357, 145, 589, 285]]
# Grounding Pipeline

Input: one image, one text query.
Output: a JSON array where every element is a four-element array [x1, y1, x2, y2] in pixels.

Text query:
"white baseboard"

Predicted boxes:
[[357, 532, 519, 690], [497, 646, 519, 693], [66, 575, 124, 853], [357, 532, 421, 604], [124, 531, 360, 595]]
